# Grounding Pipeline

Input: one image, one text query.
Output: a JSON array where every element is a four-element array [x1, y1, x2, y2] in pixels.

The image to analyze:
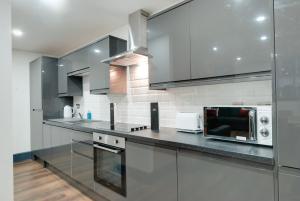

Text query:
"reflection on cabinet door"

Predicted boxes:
[[148, 3, 190, 84], [71, 152, 94, 191], [279, 169, 300, 201], [126, 142, 177, 201], [275, 0, 300, 170], [50, 126, 71, 177], [178, 150, 274, 201], [190, 0, 273, 79], [88, 38, 110, 92]]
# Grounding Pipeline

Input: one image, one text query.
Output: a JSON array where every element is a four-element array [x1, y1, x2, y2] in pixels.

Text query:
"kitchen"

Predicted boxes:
[[0, 0, 299, 200]]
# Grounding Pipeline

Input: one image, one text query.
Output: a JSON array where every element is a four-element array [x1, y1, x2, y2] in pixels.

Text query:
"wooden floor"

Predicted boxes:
[[14, 160, 93, 201]]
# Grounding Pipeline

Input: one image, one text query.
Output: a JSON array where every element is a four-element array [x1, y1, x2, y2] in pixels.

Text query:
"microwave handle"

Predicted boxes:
[[249, 110, 257, 140]]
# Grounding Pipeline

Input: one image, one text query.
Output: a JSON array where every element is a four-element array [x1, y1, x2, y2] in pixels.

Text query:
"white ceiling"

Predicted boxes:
[[12, 0, 182, 57]]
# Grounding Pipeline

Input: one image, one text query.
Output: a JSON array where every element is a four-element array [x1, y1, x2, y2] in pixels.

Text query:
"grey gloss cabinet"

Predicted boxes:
[[50, 126, 72, 177], [279, 169, 300, 201], [178, 150, 274, 201], [190, 0, 274, 79], [58, 57, 82, 97], [71, 131, 94, 190], [126, 142, 177, 201], [89, 36, 127, 94], [275, 0, 300, 170], [89, 38, 110, 94], [31, 57, 71, 158], [148, 3, 190, 84]]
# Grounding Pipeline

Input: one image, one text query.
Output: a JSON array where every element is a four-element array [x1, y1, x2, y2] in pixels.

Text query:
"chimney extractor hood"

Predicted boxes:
[[101, 10, 152, 67]]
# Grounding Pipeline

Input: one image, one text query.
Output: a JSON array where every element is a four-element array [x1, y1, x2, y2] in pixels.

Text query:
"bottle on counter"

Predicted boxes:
[[87, 111, 92, 120]]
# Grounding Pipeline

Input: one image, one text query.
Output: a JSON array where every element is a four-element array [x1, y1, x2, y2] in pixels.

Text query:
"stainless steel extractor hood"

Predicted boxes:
[[101, 10, 151, 66]]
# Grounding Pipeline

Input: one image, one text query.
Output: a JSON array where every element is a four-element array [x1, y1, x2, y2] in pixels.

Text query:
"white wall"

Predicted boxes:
[[75, 65, 272, 127], [0, 0, 13, 200], [12, 50, 41, 154]]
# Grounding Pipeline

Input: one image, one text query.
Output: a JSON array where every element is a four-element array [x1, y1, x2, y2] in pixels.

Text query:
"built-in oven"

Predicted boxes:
[[93, 132, 126, 196], [203, 106, 272, 146]]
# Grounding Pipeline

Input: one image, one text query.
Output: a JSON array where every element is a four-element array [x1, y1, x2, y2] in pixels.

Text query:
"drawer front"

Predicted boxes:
[[71, 131, 93, 159]]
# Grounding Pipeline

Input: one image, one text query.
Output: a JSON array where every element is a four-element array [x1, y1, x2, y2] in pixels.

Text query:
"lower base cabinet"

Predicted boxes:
[[126, 142, 177, 201], [50, 126, 72, 177], [71, 130, 94, 191], [178, 149, 274, 201], [279, 168, 300, 201]]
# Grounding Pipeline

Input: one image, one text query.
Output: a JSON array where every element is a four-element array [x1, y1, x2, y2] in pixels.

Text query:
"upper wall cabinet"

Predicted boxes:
[[190, 0, 274, 79], [58, 57, 83, 97], [147, 0, 274, 88], [89, 36, 127, 95], [58, 36, 127, 96], [148, 3, 190, 84]]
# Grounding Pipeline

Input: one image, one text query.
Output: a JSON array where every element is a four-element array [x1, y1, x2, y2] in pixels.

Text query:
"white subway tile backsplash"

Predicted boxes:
[[74, 66, 272, 128]]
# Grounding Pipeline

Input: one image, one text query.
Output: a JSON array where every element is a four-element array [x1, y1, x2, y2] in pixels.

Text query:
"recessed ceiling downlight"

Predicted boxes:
[[12, 29, 24, 37]]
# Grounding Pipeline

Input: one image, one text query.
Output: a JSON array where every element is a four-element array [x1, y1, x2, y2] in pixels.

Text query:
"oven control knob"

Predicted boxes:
[[98, 136, 102, 140], [260, 128, 269, 137], [260, 116, 269, 125], [115, 140, 119, 144]]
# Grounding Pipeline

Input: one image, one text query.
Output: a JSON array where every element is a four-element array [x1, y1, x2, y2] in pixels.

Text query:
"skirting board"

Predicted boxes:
[[13, 151, 33, 163]]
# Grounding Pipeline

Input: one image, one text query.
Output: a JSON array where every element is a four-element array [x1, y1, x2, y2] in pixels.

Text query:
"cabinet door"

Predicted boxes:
[[279, 169, 300, 201], [71, 152, 94, 190], [148, 3, 190, 84], [178, 150, 274, 201], [50, 126, 71, 176], [190, 0, 273, 79], [69, 47, 89, 73], [88, 38, 110, 92], [275, 0, 300, 169], [58, 58, 68, 95], [126, 142, 177, 201], [41, 124, 52, 162], [71, 131, 94, 190]]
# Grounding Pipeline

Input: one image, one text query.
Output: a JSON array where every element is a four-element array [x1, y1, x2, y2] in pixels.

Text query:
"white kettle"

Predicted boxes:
[[64, 105, 73, 118]]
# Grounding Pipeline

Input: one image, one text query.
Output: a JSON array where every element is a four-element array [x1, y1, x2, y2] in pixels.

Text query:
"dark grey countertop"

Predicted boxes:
[[44, 119, 274, 166]]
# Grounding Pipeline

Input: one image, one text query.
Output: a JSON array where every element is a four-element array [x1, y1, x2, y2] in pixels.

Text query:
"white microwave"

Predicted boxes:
[[203, 106, 272, 146]]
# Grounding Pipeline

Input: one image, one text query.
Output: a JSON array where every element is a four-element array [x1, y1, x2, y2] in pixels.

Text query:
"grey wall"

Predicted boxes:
[[0, 0, 14, 200]]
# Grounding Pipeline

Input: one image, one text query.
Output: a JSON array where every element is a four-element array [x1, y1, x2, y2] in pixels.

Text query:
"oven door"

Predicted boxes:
[[94, 142, 126, 196]]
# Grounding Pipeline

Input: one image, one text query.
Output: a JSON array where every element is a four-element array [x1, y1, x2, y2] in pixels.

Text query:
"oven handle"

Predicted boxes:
[[93, 144, 121, 154]]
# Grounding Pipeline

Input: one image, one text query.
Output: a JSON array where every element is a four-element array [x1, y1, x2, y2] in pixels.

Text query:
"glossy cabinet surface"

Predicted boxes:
[[89, 36, 127, 94], [71, 131, 94, 190], [148, 3, 190, 84], [89, 38, 110, 93], [126, 142, 177, 201], [275, 0, 300, 170], [178, 150, 274, 201], [58, 57, 82, 97], [279, 169, 300, 201], [50, 126, 72, 176], [190, 0, 273, 79]]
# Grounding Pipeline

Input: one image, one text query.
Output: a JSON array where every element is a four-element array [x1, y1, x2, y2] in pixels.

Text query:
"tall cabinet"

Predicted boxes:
[[275, 0, 300, 200], [30, 57, 72, 158]]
